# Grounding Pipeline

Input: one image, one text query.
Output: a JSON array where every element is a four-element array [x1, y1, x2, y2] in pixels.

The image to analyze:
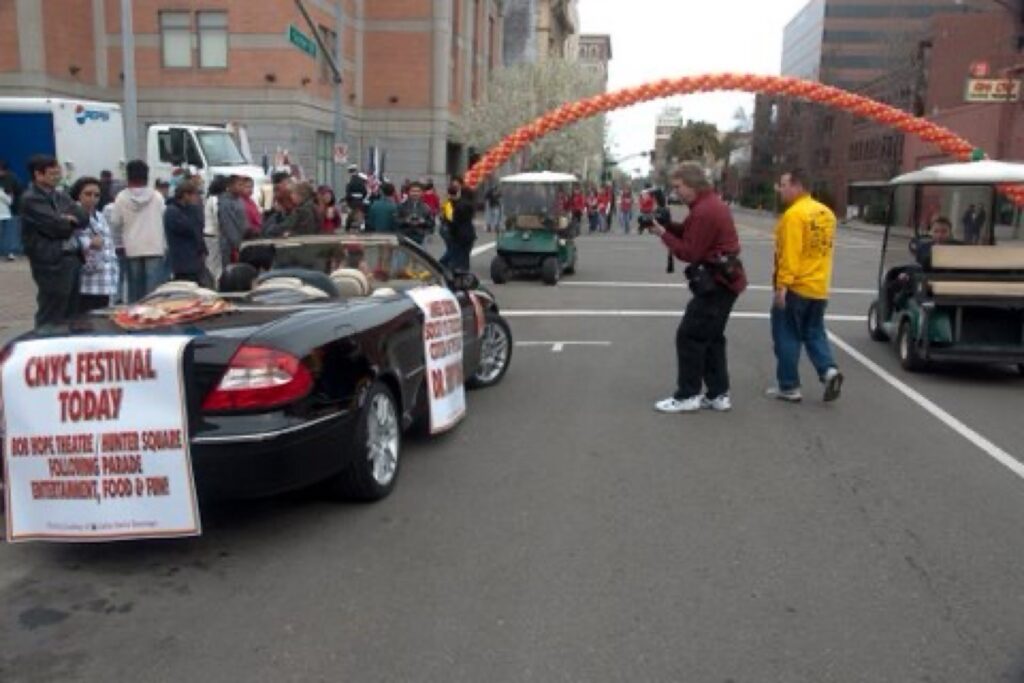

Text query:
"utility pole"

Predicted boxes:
[[120, 0, 139, 160], [294, 0, 347, 189], [333, 1, 346, 192]]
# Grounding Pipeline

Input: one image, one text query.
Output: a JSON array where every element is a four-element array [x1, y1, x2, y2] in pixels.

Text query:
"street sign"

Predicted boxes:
[[965, 78, 1021, 103], [969, 61, 990, 78], [287, 24, 317, 59]]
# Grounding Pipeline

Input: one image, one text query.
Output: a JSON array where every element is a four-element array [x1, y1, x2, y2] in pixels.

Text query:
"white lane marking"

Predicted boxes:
[[828, 331, 1024, 480], [471, 241, 496, 256], [503, 309, 866, 322], [554, 281, 875, 295], [516, 341, 613, 352]]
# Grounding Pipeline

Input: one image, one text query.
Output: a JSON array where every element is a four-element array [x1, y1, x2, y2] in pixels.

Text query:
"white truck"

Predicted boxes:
[[145, 123, 268, 199], [0, 97, 267, 197], [0, 97, 126, 186]]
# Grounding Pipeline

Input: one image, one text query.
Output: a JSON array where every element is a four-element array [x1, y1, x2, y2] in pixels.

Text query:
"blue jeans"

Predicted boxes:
[[126, 256, 167, 303], [771, 291, 837, 391], [1, 216, 22, 256], [620, 209, 633, 233]]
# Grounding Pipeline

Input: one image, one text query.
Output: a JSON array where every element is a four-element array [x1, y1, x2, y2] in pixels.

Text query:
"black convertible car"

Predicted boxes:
[[4, 234, 512, 503]]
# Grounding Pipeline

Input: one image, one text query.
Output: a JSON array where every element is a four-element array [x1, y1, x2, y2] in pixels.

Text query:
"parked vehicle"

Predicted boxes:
[[0, 97, 126, 186], [146, 124, 267, 199]]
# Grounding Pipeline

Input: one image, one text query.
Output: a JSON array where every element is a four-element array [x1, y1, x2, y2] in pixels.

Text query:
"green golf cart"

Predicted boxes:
[[489, 171, 578, 285], [866, 160, 1024, 372]]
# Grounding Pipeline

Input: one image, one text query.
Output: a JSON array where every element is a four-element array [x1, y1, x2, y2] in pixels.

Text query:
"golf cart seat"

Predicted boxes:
[[928, 281, 1024, 298], [925, 245, 1024, 298], [931, 245, 1024, 271]]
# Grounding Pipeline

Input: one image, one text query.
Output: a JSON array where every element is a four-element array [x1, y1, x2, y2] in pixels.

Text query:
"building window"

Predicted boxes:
[[316, 131, 335, 187], [160, 11, 192, 68], [488, 14, 496, 73], [197, 11, 228, 68], [450, 0, 461, 103], [471, 0, 481, 100]]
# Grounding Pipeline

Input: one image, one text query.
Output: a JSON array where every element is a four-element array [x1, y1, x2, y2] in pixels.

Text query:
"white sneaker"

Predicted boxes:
[[765, 387, 803, 402], [654, 395, 702, 413], [700, 394, 732, 412]]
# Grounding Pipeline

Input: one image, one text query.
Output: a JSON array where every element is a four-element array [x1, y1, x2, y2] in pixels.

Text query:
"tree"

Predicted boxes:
[[462, 60, 605, 176], [665, 120, 722, 162]]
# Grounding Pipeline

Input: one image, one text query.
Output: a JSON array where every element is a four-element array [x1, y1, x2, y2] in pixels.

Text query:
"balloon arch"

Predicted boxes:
[[463, 72, 1024, 205]]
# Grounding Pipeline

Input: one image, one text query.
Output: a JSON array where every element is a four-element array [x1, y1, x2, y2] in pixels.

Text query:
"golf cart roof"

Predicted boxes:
[[500, 171, 579, 184], [890, 160, 1024, 186]]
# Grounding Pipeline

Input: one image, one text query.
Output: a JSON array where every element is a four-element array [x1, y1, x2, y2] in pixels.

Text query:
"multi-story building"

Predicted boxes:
[[652, 105, 683, 167], [0, 0, 506, 189], [751, 0, 995, 212], [577, 34, 612, 91], [502, 0, 577, 65]]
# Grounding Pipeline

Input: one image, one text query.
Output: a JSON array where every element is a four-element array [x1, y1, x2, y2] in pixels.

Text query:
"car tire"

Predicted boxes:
[[467, 311, 513, 389], [490, 255, 510, 284], [897, 318, 926, 372], [327, 381, 401, 502], [541, 256, 560, 285], [867, 300, 888, 342], [1017, 364, 1024, 377]]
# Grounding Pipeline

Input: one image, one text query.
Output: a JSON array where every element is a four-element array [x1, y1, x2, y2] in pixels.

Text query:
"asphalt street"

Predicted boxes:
[[2, 210, 1024, 682]]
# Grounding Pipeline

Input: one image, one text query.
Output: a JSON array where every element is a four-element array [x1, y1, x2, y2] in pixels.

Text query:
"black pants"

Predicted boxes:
[[31, 255, 81, 328], [449, 240, 474, 272], [675, 285, 738, 400]]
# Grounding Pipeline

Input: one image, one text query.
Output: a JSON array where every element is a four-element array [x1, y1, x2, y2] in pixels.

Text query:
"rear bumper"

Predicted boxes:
[[190, 410, 358, 499]]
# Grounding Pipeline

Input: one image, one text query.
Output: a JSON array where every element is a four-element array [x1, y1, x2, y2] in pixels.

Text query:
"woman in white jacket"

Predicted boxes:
[[204, 175, 228, 287]]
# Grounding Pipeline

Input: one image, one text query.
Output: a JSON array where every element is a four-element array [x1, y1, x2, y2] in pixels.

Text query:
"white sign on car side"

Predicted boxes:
[[406, 286, 467, 434], [2, 336, 201, 542]]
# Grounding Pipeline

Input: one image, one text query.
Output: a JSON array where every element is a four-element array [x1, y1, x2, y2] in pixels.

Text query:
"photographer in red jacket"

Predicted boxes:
[[647, 163, 747, 414]]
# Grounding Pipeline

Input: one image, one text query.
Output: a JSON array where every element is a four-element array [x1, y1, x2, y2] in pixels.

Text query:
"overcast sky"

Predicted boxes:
[[579, 0, 810, 174]]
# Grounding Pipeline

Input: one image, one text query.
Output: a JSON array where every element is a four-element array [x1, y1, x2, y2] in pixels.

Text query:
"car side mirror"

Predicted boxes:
[[451, 271, 480, 291]]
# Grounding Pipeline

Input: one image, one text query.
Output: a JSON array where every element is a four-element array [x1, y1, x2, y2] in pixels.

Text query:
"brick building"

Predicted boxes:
[[0, 0, 506, 189]]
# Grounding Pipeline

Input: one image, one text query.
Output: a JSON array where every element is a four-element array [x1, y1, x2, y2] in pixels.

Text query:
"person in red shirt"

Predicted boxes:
[[570, 187, 586, 234], [317, 185, 341, 233], [637, 189, 656, 234], [240, 177, 263, 238], [619, 188, 634, 233], [598, 184, 613, 232], [422, 180, 441, 216], [648, 163, 747, 414]]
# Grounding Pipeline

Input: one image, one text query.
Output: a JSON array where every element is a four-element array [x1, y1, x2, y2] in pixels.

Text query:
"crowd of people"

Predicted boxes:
[[10, 152, 478, 328]]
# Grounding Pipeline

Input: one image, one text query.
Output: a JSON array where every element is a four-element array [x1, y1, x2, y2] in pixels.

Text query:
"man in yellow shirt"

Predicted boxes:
[[768, 169, 844, 403]]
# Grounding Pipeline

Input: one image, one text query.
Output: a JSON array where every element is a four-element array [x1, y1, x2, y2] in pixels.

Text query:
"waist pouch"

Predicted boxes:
[[685, 264, 719, 296]]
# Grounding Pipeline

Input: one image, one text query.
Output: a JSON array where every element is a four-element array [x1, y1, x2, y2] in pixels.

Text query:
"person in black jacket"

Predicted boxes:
[[164, 180, 206, 282], [19, 155, 88, 327], [447, 178, 476, 272]]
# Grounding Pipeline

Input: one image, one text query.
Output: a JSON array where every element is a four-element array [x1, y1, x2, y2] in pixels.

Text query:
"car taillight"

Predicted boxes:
[[201, 345, 313, 413]]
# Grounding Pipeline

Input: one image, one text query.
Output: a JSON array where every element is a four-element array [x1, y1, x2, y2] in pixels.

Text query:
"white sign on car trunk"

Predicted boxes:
[[2, 336, 201, 542], [406, 286, 467, 434]]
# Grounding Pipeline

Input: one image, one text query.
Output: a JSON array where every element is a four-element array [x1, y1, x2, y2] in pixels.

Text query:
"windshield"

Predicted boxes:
[[196, 131, 248, 166], [241, 240, 443, 291], [500, 183, 570, 216]]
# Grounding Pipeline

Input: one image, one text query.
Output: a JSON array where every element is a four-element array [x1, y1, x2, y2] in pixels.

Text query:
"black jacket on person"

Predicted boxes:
[[450, 195, 476, 246], [19, 183, 87, 268], [164, 198, 206, 276], [344, 175, 368, 207]]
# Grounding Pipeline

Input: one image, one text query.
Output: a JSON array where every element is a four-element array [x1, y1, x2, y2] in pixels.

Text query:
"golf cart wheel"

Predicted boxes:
[[867, 301, 889, 342], [1017, 364, 1024, 377], [541, 256, 560, 285], [896, 319, 926, 372], [490, 255, 510, 284]]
